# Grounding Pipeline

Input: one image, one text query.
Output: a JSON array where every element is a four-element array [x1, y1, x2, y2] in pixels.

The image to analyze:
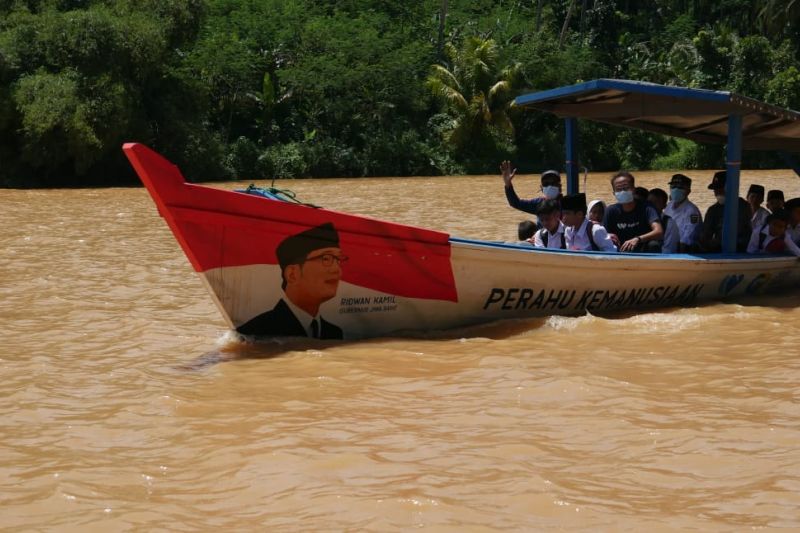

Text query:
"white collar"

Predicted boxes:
[[575, 217, 589, 232], [546, 221, 565, 235]]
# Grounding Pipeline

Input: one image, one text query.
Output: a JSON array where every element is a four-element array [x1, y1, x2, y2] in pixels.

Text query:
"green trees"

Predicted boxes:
[[1, 0, 800, 186], [426, 38, 521, 169], [0, 0, 216, 186]]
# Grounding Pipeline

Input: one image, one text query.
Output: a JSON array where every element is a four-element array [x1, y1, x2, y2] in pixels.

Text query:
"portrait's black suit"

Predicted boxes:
[[237, 299, 343, 339]]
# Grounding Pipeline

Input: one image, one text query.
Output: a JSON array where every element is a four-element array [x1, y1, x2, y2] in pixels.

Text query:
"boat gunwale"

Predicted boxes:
[[449, 236, 800, 263]]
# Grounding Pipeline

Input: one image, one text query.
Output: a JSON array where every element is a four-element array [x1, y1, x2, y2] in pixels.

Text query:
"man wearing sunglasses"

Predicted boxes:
[[238, 222, 344, 339], [663, 173, 703, 253]]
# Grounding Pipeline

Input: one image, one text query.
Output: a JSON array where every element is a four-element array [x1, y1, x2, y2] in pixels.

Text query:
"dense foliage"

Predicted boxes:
[[1, 0, 800, 185]]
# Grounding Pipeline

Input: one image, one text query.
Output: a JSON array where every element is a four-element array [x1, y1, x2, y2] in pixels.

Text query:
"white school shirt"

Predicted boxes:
[[532, 221, 566, 249], [785, 224, 800, 256], [663, 199, 702, 249], [565, 218, 617, 251], [746, 225, 784, 254], [751, 206, 770, 231]]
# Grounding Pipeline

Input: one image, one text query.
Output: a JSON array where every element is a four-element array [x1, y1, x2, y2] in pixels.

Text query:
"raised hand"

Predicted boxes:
[[500, 160, 516, 187]]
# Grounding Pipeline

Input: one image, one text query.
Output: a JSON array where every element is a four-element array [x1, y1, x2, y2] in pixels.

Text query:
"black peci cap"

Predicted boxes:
[[560, 193, 587, 213], [276, 222, 340, 269], [707, 170, 726, 190], [767, 189, 785, 202], [747, 184, 765, 197]]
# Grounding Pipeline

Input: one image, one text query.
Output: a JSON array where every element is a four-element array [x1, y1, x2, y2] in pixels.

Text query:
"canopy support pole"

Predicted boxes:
[[722, 114, 742, 254], [565, 118, 579, 194]]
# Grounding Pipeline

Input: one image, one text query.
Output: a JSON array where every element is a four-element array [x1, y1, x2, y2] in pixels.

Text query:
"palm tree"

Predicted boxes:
[[426, 37, 522, 152], [757, 0, 800, 36], [437, 0, 448, 61], [535, 0, 544, 32], [559, 0, 577, 48]]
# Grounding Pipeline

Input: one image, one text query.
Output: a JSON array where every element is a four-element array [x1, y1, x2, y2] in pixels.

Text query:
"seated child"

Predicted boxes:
[[783, 198, 800, 256], [587, 200, 605, 224], [518, 220, 537, 241], [531, 200, 566, 249], [746, 209, 789, 254], [561, 193, 617, 251]]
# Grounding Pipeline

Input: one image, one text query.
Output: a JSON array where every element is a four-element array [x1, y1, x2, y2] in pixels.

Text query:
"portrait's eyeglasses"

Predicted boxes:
[[305, 253, 348, 267]]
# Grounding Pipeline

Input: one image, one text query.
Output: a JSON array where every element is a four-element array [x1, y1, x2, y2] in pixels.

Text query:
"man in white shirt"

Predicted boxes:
[[531, 199, 566, 249], [663, 174, 703, 253], [561, 193, 617, 252]]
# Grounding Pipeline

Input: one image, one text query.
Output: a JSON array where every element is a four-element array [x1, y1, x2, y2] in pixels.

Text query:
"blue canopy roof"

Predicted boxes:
[[515, 79, 800, 152]]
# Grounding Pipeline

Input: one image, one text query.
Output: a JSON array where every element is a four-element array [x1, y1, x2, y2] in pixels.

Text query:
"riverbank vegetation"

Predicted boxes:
[[2, 1, 799, 186]]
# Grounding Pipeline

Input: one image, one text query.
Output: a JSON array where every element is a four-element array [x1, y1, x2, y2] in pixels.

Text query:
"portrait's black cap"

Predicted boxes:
[[785, 197, 800, 211], [768, 189, 785, 202], [276, 222, 340, 269], [669, 173, 692, 188], [707, 170, 726, 189], [561, 192, 587, 213], [747, 184, 765, 197], [540, 170, 561, 183]]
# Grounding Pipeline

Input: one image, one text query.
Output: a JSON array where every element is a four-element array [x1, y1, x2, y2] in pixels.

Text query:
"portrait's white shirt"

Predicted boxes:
[[283, 297, 319, 337]]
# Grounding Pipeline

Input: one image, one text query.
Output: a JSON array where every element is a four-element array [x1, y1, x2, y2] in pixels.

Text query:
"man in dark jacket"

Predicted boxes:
[[701, 171, 751, 253], [500, 160, 562, 217]]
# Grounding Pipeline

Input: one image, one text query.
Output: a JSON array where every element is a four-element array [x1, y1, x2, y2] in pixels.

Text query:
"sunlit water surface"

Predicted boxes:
[[2, 170, 800, 530]]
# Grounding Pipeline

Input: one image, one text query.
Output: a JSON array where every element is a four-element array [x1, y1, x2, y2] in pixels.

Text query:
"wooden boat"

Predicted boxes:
[[124, 79, 800, 339]]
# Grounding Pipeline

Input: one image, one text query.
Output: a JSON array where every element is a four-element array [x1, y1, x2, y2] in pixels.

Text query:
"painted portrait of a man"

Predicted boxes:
[[237, 222, 345, 339]]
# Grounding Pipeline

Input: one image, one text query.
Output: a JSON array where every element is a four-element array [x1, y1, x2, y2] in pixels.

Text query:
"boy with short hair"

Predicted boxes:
[[517, 220, 536, 241], [531, 199, 566, 249], [561, 193, 617, 251]]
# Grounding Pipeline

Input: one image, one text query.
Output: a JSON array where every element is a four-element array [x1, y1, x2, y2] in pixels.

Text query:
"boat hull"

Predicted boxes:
[[123, 143, 800, 339]]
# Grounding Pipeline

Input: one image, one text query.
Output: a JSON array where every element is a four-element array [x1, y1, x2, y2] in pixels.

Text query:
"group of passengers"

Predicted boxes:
[[500, 160, 800, 255]]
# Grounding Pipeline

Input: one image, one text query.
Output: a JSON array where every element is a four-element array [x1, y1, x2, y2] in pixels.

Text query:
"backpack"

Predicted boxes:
[[539, 228, 566, 249], [584, 222, 601, 251]]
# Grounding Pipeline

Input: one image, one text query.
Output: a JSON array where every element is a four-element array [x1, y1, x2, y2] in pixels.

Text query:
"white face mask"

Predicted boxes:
[[615, 190, 634, 204], [542, 185, 560, 200], [670, 188, 687, 203], [716, 194, 726, 205]]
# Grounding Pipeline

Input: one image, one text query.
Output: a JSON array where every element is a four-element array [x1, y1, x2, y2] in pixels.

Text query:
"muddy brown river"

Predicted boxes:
[[2, 169, 800, 530]]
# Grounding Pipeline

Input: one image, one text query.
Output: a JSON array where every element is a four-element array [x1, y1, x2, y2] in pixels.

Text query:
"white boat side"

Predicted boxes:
[[198, 234, 800, 339]]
